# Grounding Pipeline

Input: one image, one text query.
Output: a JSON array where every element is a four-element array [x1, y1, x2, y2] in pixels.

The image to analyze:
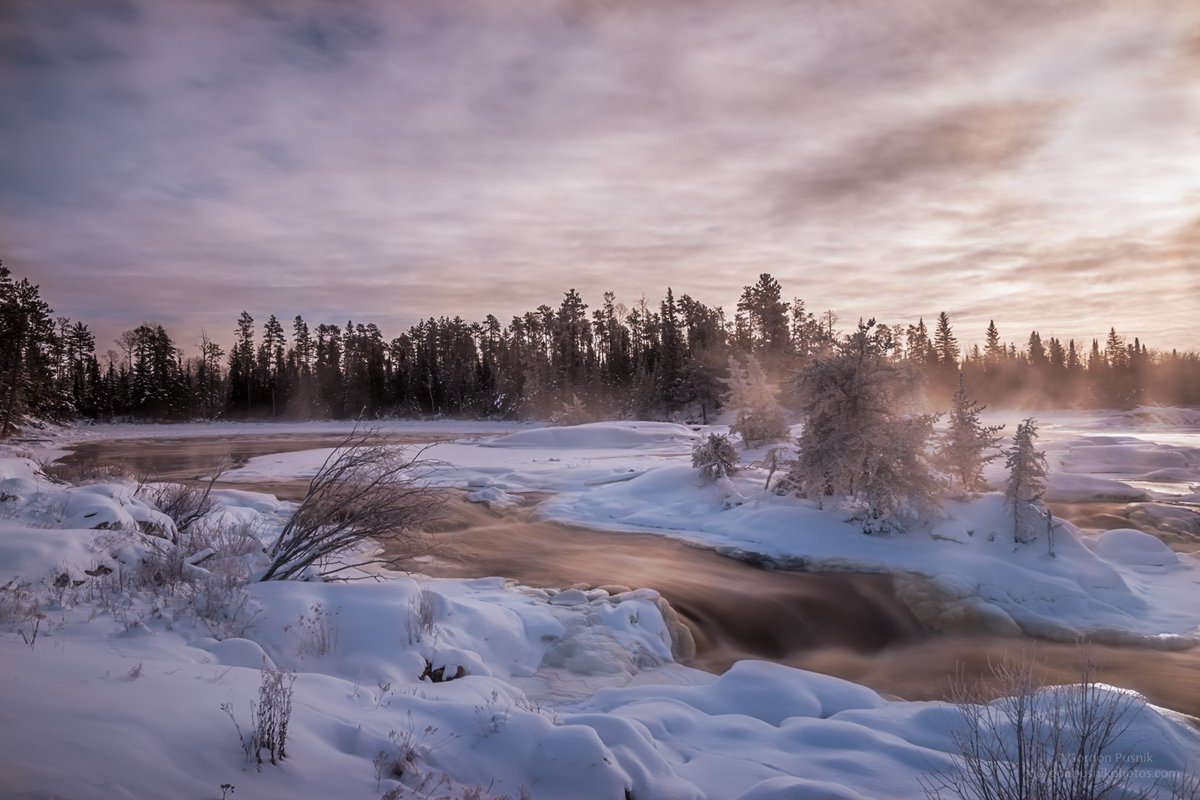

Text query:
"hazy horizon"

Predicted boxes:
[[2, 0, 1198, 355]]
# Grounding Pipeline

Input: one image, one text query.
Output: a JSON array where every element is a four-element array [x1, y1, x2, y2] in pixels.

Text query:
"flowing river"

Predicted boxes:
[[62, 434, 1200, 718]]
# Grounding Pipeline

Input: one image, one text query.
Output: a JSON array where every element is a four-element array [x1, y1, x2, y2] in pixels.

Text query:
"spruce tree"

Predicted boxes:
[[934, 312, 960, 367], [1004, 418, 1048, 543], [938, 373, 1003, 491], [984, 320, 1003, 366]]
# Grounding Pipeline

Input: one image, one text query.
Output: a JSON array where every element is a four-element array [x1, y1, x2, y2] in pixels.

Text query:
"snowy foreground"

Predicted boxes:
[[1, 411, 1199, 799]]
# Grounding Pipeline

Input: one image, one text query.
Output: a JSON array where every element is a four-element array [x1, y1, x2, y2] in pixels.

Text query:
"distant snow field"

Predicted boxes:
[[0, 409, 1197, 798]]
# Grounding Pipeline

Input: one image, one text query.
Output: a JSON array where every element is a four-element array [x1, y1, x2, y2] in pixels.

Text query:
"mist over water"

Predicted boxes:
[[62, 435, 1200, 718]]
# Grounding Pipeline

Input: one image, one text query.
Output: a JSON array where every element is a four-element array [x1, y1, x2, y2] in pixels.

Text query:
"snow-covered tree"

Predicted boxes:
[[1005, 417, 1047, 543], [787, 319, 941, 532], [721, 353, 788, 448], [691, 432, 739, 483], [551, 393, 589, 425], [938, 373, 1004, 491]]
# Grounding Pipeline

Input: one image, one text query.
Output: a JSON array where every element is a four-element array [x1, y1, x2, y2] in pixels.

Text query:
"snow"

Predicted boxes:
[[1089, 529, 1181, 568], [30, 418, 531, 444], [224, 424, 698, 495], [1044, 472, 1149, 502], [206, 411, 1200, 645], [2, 410, 1199, 798]]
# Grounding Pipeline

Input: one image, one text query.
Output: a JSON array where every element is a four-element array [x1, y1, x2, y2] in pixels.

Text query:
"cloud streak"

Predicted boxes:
[[1, 0, 1197, 353]]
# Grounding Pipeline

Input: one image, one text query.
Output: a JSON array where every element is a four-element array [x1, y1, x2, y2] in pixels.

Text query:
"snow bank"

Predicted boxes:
[[38, 418, 529, 445], [541, 471, 1200, 643], [1050, 441, 1191, 474], [484, 421, 699, 450], [1090, 529, 1181, 568], [1044, 473, 1149, 502], [224, 427, 691, 494]]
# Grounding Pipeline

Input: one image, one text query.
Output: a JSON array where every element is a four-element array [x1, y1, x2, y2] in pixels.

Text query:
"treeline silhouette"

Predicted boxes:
[[2, 265, 1197, 433]]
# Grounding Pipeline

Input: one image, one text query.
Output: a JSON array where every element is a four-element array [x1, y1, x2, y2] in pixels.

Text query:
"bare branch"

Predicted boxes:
[[259, 429, 444, 581]]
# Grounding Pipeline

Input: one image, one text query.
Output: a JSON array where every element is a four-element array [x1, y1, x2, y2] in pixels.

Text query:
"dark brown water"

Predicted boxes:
[[60, 435, 1200, 717], [64, 432, 454, 484]]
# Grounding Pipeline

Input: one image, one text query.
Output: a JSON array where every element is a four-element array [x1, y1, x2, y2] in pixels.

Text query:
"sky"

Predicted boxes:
[[1, 0, 1198, 356]]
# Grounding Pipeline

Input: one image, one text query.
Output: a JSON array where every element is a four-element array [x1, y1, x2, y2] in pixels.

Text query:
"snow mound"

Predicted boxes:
[[1090, 529, 1180, 567], [1044, 473, 1148, 503], [484, 421, 699, 450], [1129, 503, 1200, 535], [1117, 406, 1200, 428], [592, 660, 885, 726], [468, 484, 525, 510], [1052, 442, 1190, 475]]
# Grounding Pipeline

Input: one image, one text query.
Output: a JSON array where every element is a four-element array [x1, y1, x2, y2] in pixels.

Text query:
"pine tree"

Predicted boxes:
[[196, 331, 225, 419], [258, 314, 287, 416], [1004, 418, 1047, 543], [934, 312, 960, 367], [1027, 331, 1046, 367], [984, 320, 1003, 366], [228, 311, 256, 416], [938, 373, 1004, 491], [721, 353, 788, 448], [737, 273, 790, 367], [657, 288, 686, 410], [790, 297, 820, 361], [906, 318, 933, 365], [0, 264, 62, 436]]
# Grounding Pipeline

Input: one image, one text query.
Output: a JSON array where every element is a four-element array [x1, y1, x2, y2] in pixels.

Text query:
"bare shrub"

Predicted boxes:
[[923, 652, 1165, 800], [0, 577, 44, 648], [140, 459, 226, 540], [194, 574, 260, 640], [134, 540, 189, 593], [259, 429, 443, 581], [690, 433, 739, 483], [405, 589, 439, 645], [373, 712, 457, 790], [222, 664, 296, 769], [381, 778, 530, 800], [289, 602, 340, 659], [473, 690, 511, 737], [40, 458, 136, 486], [192, 519, 265, 561]]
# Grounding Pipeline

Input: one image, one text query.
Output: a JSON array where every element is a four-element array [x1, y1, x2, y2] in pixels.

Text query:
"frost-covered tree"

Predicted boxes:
[[551, 393, 589, 425], [938, 373, 1004, 492], [691, 432, 739, 483], [1005, 417, 1048, 543], [788, 319, 941, 532], [721, 353, 788, 448]]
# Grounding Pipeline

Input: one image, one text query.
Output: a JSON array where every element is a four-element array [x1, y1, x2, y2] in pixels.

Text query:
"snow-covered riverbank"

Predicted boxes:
[[212, 411, 1200, 646], [2, 412, 1198, 798]]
